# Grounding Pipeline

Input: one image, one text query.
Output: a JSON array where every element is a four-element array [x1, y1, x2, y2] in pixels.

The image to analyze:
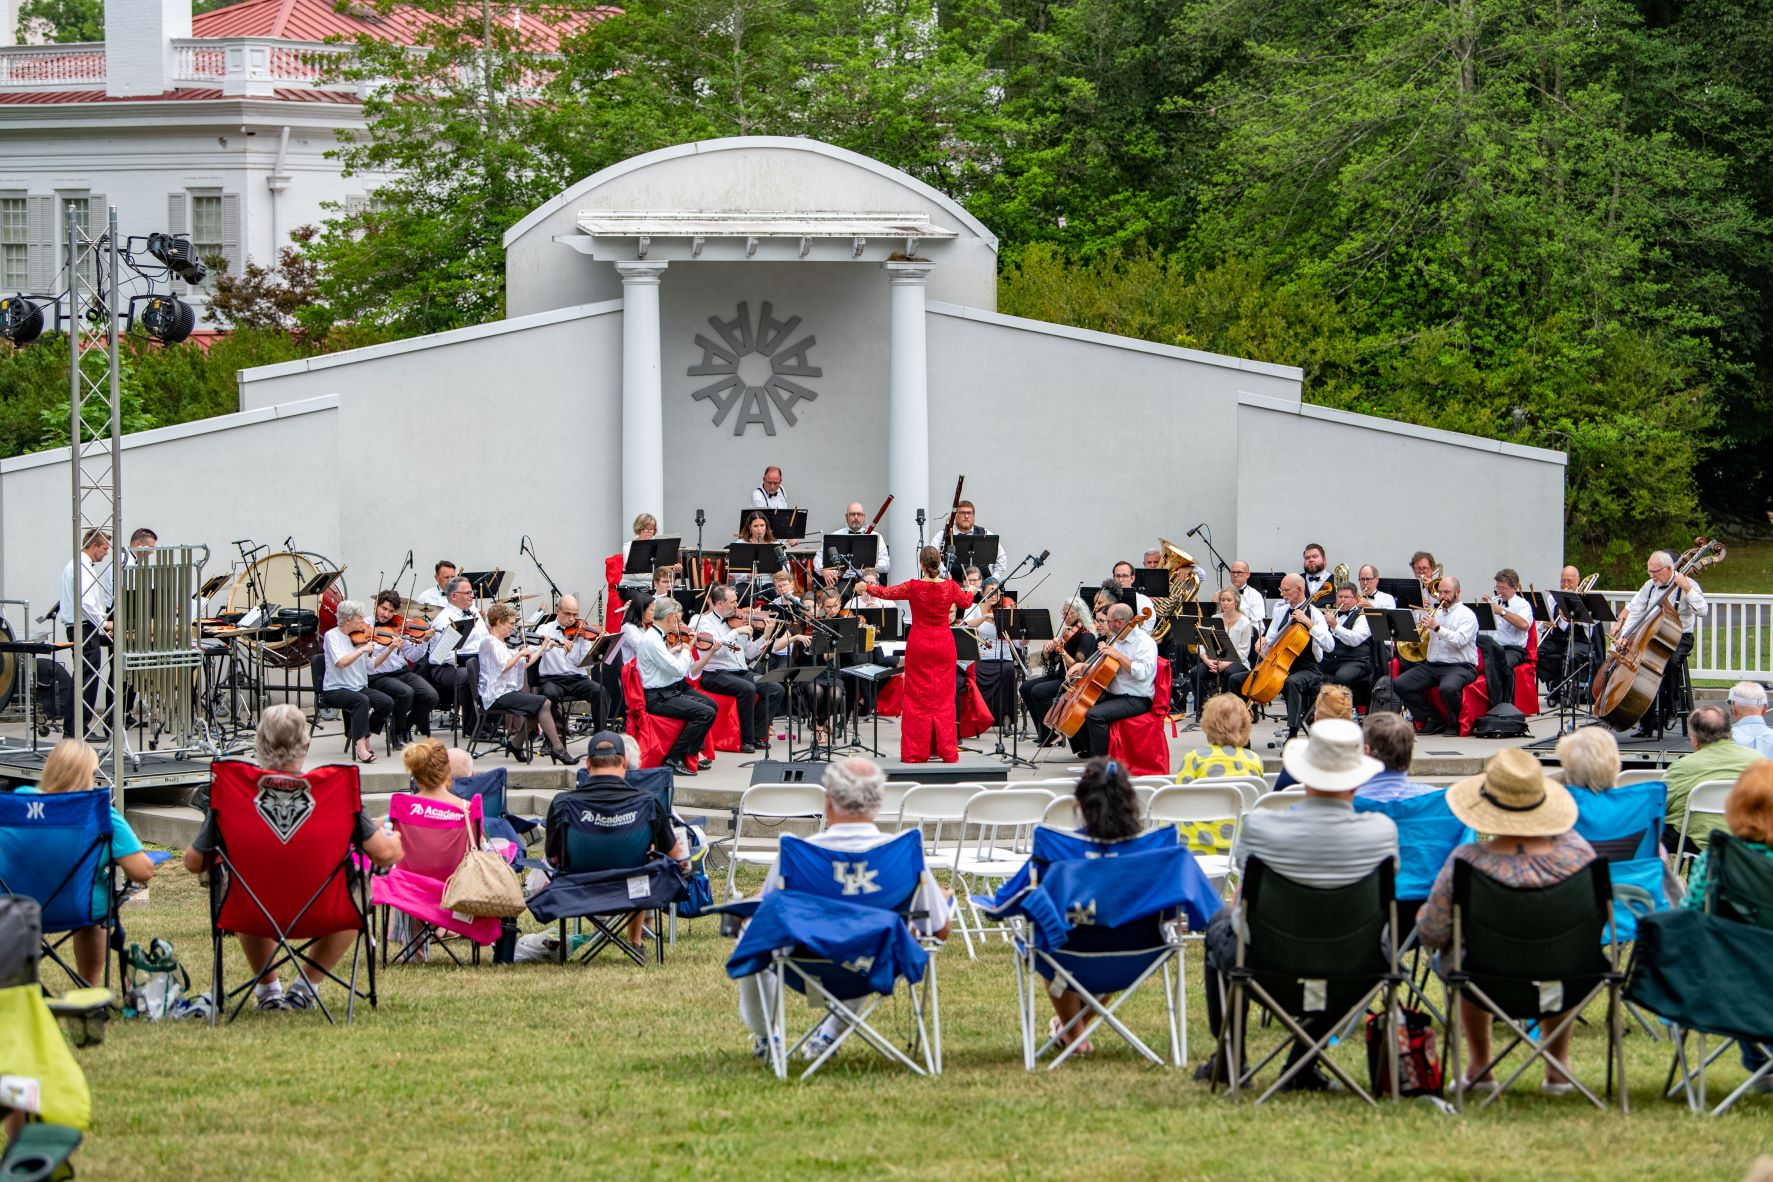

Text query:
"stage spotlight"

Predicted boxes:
[[140, 295, 196, 345], [145, 231, 208, 287], [0, 295, 44, 345]]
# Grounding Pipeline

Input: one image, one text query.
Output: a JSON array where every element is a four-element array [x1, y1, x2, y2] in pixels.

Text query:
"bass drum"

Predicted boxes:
[[224, 552, 345, 663], [0, 614, 14, 715]]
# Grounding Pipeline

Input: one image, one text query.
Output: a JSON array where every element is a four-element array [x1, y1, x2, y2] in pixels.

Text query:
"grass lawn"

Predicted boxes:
[[62, 862, 1772, 1182], [1700, 539, 1773, 596]]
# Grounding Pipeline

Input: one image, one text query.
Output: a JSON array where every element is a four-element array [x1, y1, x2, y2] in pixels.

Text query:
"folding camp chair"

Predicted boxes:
[[0, 788, 120, 990], [982, 825, 1219, 1070], [1222, 857, 1402, 1105], [1673, 780, 1736, 876], [1442, 859, 1626, 1111], [949, 788, 1054, 957], [1629, 831, 1773, 1115], [203, 759, 377, 1025], [1571, 780, 1670, 948], [720, 783, 828, 901], [373, 792, 502, 967], [725, 830, 942, 1081], [527, 784, 684, 967]]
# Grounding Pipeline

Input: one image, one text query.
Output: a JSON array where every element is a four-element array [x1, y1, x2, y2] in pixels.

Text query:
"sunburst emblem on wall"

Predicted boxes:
[[687, 301, 822, 436]]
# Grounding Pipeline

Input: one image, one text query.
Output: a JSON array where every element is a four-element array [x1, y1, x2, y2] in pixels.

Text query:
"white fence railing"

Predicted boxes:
[[0, 44, 106, 87], [1597, 591, 1772, 683], [171, 38, 353, 93]]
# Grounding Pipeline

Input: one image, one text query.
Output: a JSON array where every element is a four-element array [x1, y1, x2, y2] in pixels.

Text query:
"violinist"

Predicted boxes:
[[844, 568, 891, 611], [1476, 568, 1534, 711], [1068, 602, 1159, 759], [1393, 576, 1478, 736], [1189, 586, 1254, 719], [971, 586, 1020, 727], [1023, 595, 1097, 747], [534, 593, 610, 735], [691, 584, 789, 754], [367, 589, 440, 747], [476, 603, 571, 765], [1615, 550, 1709, 739], [321, 600, 395, 763], [633, 596, 718, 777], [791, 588, 852, 746], [1257, 574, 1334, 741], [416, 560, 457, 610]]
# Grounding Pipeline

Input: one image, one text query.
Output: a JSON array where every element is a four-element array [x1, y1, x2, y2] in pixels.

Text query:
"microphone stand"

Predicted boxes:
[[523, 537, 562, 613], [989, 551, 1052, 769], [1193, 523, 1231, 591]]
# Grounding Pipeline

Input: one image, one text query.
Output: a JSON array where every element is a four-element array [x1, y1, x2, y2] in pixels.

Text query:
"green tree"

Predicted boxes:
[[35, 345, 156, 451], [15, 0, 100, 42]]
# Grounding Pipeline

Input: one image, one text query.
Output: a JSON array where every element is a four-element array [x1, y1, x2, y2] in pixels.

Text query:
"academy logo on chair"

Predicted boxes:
[[255, 775, 315, 844], [832, 861, 881, 896]]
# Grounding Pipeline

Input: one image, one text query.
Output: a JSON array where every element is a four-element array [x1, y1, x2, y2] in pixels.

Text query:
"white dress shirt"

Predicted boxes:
[[59, 554, 110, 629], [323, 627, 369, 693], [975, 620, 1021, 664], [427, 605, 485, 667], [1329, 607, 1372, 648], [1424, 602, 1479, 666], [691, 611, 763, 673], [1364, 590, 1397, 611], [416, 585, 448, 609], [535, 620, 591, 678], [1263, 601, 1334, 662], [821, 526, 890, 577], [1217, 614, 1255, 661], [1484, 593, 1533, 649], [1106, 624, 1159, 698], [633, 624, 694, 690], [1133, 591, 1156, 634], [1624, 577, 1708, 634], [751, 486, 790, 510], [476, 634, 529, 708], [1235, 584, 1266, 625], [368, 635, 425, 676]]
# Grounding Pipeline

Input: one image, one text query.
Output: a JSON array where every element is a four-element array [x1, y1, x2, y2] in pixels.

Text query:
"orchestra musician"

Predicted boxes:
[[766, 567, 799, 609], [532, 594, 610, 735], [820, 501, 891, 589], [691, 584, 790, 754], [367, 589, 440, 747], [1189, 586, 1253, 718], [1024, 596, 1098, 747], [1324, 582, 1374, 696], [424, 576, 487, 731], [1228, 560, 1265, 624], [1538, 565, 1598, 704], [321, 599, 394, 763], [1614, 550, 1708, 739], [1477, 569, 1534, 710], [1257, 574, 1334, 740], [972, 587, 1021, 728], [1301, 543, 1332, 604], [751, 466, 789, 510], [1068, 602, 1160, 759], [1356, 565, 1396, 610], [844, 568, 891, 611], [416, 560, 457, 610], [1142, 548, 1164, 570], [476, 602, 571, 765], [59, 527, 112, 739], [738, 509, 777, 546], [876, 546, 976, 763], [944, 500, 1005, 582], [1111, 562, 1158, 635], [631, 595, 718, 776], [1393, 575, 1478, 735]]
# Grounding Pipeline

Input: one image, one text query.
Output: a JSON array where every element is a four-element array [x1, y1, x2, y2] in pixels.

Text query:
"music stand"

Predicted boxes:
[[1549, 592, 1615, 733], [1377, 578, 1424, 609], [1465, 602, 1497, 631], [848, 607, 904, 644], [727, 542, 784, 575], [760, 664, 813, 761], [624, 538, 681, 577], [761, 509, 807, 541], [952, 533, 999, 576], [991, 607, 1052, 768], [821, 533, 879, 576], [1130, 569, 1169, 599], [1248, 571, 1287, 599], [1529, 590, 1556, 624], [461, 569, 505, 602]]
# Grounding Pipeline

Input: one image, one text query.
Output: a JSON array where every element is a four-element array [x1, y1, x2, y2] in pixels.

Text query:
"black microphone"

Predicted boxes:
[[1186, 524, 1202, 538], [520, 535, 530, 556], [916, 508, 926, 527], [406, 549, 413, 567], [695, 508, 706, 528], [1032, 549, 1050, 570]]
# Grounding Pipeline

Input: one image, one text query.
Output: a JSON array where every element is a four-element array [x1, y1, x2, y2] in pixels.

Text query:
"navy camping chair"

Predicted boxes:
[[982, 825, 1221, 1070], [0, 789, 119, 989], [725, 829, 941, 1080], [450, 768, 541, 859]]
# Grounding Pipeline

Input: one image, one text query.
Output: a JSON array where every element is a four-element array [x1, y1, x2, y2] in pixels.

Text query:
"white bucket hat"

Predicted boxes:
[[1280, 718, 1382, 792]]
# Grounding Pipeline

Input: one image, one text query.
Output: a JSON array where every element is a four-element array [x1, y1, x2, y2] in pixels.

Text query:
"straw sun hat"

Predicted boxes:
[[1446, 747, 1578, 837]]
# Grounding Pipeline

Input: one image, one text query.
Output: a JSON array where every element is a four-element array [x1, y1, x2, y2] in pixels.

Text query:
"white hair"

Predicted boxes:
[[1728, 681, 1768, 709], [622, 733, 642, 771], [1061, 595, 1091, 625], [823, 756, 885, 818], [336, 599, 365, 624], [654, 598, 683, 624], [447, 748, 474, 780], [1554, 727, 1621, 792], [255, 703, 310, 773]]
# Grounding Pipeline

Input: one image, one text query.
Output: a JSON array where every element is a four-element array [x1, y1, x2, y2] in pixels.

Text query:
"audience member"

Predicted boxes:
[[1665, 704, 1760, 851], [447, 747, 474, 781], [1272, 684, 1355, 790], [1355, 712, 1433, 801], [1174, 693, 1264, 783], [182, 704, 401, 1011], [1417, 748, 1595, 1095], [1554, 726, 1622, 793], [19, 739, 153, 985], [1730, 682, 1773, 758], [1197, 719, 1396, 1089]]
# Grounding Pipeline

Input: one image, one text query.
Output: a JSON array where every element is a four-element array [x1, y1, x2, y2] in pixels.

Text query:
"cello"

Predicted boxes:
[[1242, 601, 1317, 705], [1046, 607, 1152, 738], [1591, 538, 1726, 731]]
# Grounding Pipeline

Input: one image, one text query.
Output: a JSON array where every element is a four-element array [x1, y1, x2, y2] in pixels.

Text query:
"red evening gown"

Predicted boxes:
[[876, 577, 975, 762]]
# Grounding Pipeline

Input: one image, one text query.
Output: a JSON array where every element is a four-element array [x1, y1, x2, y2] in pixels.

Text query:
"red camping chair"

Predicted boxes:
[[1108, 662, 1174, 776], [620, 661, 719, 769], [688, 676, 743, 752], [204, 759, 376, 1025], [372, 792, 503, 965]]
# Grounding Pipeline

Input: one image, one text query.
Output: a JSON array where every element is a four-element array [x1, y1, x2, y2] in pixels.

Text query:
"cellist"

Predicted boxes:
[[1614, 550, 1708, 739], [1256, 573, 1333, 741], [1068, 602, 1159, 759]]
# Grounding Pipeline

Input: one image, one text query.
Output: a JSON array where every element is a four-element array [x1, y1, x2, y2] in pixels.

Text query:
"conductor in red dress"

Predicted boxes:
[[877, 546, 976, 763]]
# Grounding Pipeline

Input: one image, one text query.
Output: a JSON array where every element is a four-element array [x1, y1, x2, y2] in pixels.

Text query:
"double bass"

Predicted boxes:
[[1591, 538, 1726, 730], [1242, 601, 1316, 705], [1045, 607, 1151, 738]]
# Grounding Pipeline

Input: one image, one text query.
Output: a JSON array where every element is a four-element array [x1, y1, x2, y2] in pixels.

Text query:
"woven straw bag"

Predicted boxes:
[[440, 805, 525, 918]]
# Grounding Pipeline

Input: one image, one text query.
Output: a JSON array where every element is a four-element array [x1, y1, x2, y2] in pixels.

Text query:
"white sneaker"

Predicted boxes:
[[254, 983, 285, 1011], [284, 980, 318, 1011]]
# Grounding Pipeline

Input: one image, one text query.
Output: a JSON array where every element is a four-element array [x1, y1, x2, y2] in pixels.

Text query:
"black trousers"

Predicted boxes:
[[537, 672, 609, 734], [974, 660, 1017, 727], [1645, 632, 1695, 733], [1189, 661, 1250, 715], [368, 669, 438, 741], [1475, 639, 1528, 710], [1022, 671, 1068, 745], [63, 622, 106, 737], [1201, 910, 1335, 1068], [645, 683, 717, 762], [321, 684, 392, 741], [1394, 661, 1477, 730], [1280, 667, 1324, 736], [699, 668, 784, 747], [427, 662, 476, 734], [1073, 691, 1149, 759]]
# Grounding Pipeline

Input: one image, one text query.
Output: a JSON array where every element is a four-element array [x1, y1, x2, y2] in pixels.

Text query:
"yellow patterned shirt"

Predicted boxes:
[[1172, 745, 1265, 853]]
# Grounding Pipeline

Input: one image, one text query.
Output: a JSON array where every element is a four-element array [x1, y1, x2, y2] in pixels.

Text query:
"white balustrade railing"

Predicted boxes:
[[170, 38, 352, 92], [1597, 591, 1772, 683], [0, 44, 106, 87]]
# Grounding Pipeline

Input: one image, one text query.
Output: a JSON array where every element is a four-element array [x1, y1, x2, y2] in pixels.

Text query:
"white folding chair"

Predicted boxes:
[[1673, 780, 1737, 876], [876, 781, 916, 829], [1252, 788, 1309, 813], [950, 789, 1056, 958], [1042, 796, 1083, 830], [1191, 774, 1267, 811], [722, 783, 828, 900], [1262, 772, 1280, 789], [1615, 768, 1668, 787], [1144, 785, 1246, 887]]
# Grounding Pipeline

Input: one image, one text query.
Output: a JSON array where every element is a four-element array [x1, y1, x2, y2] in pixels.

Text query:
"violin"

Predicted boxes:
[[347, 622, 400, 648], [559, 620, 605, 642]]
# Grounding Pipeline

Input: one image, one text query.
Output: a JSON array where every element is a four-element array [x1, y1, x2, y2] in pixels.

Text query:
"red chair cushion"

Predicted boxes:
[[208, 759, 365, 940], [959, 665, 994, 740], [1108, 663, 1173, 776], [1460, 626, 1540, 734], [875, 675, 904, 718], [621, 661, 718, 768], [689, 677, 743, 752]]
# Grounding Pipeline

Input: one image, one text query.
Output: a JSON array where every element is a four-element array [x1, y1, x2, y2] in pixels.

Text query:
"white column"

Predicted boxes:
[[884, 261, 933, 583], [617, 260, 669, 531]]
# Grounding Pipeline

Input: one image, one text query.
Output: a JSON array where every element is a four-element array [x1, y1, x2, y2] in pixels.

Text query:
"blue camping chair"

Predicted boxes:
[[450, 768, 541, 857], [0, 789, 119, 989], [1570, 780, 1669, 945], [725, 829, 942, 1080], [982, 825, 1221, 1070]]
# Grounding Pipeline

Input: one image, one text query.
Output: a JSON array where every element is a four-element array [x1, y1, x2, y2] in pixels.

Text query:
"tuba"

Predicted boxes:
[[1394, 562, 1443, 664], [1149, 538, 1202, 643]]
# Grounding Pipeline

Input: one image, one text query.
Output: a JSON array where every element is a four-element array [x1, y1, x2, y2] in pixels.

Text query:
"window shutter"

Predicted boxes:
[[219, 193, 240, 275], [26, 195, 52, 292], [167, 192, 187, 293], [86, 194, 107, 236]]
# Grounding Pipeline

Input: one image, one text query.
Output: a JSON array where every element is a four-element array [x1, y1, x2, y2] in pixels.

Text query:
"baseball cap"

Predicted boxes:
[[586, 731, 624, 759]]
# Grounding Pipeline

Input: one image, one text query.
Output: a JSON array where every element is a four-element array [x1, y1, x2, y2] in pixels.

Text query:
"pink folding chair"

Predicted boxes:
[[372, 792, 503, 965]]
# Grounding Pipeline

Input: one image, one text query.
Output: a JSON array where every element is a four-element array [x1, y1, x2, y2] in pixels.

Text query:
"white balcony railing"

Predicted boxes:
[[1597, 591, 1772, 683], [0, 43, 107, 89], [172, 38, 357, 94]]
